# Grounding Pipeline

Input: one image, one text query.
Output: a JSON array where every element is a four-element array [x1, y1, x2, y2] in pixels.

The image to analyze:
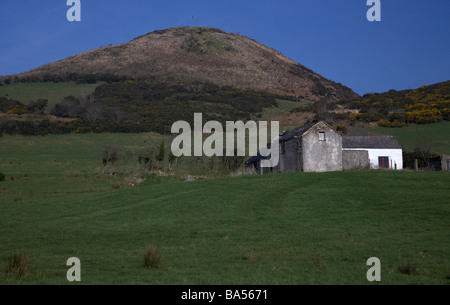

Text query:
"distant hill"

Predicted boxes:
[[1, 27, 358, 102], [341, 80, 450, 126]]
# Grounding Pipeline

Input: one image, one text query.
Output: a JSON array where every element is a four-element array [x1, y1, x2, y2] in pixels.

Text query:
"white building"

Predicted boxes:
[[342, 136, 403, 170]]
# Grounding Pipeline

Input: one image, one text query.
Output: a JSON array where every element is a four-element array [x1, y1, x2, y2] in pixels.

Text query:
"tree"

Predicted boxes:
[[221, 148, 245, 171], [85, 102, 104, 123], [168, 151, 178, 171], [51, 96, 81, 118], [155, 141, 165, 163], [27, 99, 48, 114], [138, 148, 155, 172], [101, 146, 120, 175], [415, 137, 433, 168]]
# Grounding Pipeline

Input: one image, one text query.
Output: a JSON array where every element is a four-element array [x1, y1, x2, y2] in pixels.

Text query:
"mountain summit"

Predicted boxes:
[[11, 27, 358, 101]]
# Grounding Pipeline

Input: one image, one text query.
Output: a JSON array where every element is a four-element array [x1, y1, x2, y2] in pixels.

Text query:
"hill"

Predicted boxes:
[[370, 121, 450, 154], [1, 27, 358, 103], [342, 80, 450, 126]]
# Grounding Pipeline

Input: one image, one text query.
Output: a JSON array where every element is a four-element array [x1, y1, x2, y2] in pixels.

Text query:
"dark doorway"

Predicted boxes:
[[378, 156, 390, 169]]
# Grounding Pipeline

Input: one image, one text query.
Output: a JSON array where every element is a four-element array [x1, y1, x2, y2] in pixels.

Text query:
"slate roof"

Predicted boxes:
[[246, 121, 327, 164], [342, 136, 402, 149], [278, 122, 316, 142]]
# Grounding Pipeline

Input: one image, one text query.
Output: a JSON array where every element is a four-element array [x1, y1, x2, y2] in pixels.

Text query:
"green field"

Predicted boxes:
[[0, 82, 104, 111], [0, 133, 449, 284], [370, 121, 450, 154]]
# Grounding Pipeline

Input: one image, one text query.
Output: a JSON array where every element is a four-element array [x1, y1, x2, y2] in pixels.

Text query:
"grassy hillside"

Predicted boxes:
[[254, 99, 314, 131], [370, 121, 450, 154], [0, 80, 303, 135], [343, 80, 450, 126], [0, 82, 104, 111], [0, 133, 449, 285]]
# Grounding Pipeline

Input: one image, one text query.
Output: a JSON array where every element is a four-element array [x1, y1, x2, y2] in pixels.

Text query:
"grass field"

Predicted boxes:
[[0, 82, 104, 111], [370, 121, 450, 154], [0, 133, 449, 284]]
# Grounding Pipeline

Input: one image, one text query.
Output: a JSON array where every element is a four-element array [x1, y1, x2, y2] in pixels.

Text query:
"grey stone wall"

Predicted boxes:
[[442, 155, 450, 172], [342, 150, 369, 170], [276, 137, 302, 173], [302, 121, 342, 172]]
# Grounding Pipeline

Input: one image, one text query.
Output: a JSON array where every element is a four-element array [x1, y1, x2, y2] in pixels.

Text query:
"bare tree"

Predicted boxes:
[[415, 137, 433, 167], [138, 148, 155, 172], [101, 146, 121, 175], [85, 103, 104, 123], [78, 89, 87, 104]]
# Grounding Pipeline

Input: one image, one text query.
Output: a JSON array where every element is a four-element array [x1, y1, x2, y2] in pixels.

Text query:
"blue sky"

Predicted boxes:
[[0, 0, 449, 95]]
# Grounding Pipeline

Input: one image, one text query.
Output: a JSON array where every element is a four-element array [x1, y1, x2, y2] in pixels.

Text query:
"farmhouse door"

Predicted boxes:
[[378, 156, 390, 169]]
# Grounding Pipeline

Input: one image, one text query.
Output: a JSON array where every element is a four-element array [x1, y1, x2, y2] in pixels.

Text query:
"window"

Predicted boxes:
[[319, 132, 325, 141], [378, 157, 390, 169]]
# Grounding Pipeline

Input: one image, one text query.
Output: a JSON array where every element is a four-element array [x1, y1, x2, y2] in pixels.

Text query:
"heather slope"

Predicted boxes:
[[8, 27, 358, 102]]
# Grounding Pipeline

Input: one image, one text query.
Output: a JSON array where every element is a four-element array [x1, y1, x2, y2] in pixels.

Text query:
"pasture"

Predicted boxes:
[[0, 133, 449, 284]]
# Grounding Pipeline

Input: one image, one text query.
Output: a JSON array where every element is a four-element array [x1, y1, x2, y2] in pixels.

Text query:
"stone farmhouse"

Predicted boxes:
[[245, 121, 403, 173]]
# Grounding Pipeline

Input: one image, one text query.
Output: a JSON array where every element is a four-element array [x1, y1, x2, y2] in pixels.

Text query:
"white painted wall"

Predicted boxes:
[[343, 148, 403, 170]]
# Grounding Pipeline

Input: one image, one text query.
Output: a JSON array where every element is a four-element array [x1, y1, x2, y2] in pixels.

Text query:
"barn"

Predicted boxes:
[[245, 121, 404, 174], [342, 136, 403, 170], [246, 121, 343, 173]]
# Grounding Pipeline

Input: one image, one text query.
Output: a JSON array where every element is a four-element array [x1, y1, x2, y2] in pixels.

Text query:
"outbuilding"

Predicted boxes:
[[245, 122, 404, 174], [429, 154, 450, 171], [342, 136, 403, 170], [246, 121, 343, 173]]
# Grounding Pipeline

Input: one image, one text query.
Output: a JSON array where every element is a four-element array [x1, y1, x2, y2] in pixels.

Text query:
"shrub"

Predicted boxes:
[[350, 113, 378, 123], [397, 261, 418, 275], [312, 254, 321, 267], [242, 251, 257, 261], [0, 172, 5, 182], [387, 112, 407, 123], [143, 244, 162, 269], [101, 146, 120, 166], [155, 141, 165, 163], [406, 109, 443, 124], [7, 253, 29, 277], [377, 119, 407, 128], [222, 154, 245, 171], [390, 120, 407, 128], [403, 150, 428, 169], [336, 125, 347, 134]]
